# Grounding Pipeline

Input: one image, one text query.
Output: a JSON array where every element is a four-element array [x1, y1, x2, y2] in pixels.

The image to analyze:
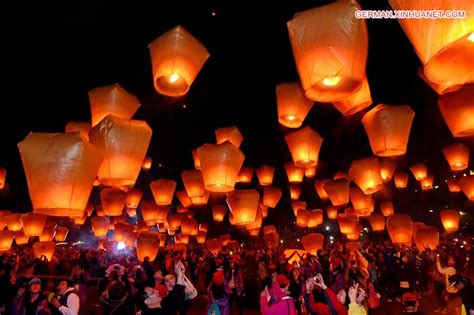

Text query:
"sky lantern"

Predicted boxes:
[[333, 171, 350, 181], [54, 227, 69, 242], [212, 205, 227, 222], [287, 1, 368, 102], [176, 190, 193, 208], [14, 230, 29, 245], [136, 221, 150, 233], [388, 0, 473, 93], [21, 213, 46, 237], [291, 200, 307, 216], [190, 190, 210, 206], [114, 223, 134, 242], [39, 227, 56, 242], [380, 201, 394, 217], [387, 214, 413, 244], [301, 233, 325, 255], [304, 166, 316, 178], [197, 142, 244, 192], [326, 205, 338, 219], [126, 188, 143, 209], [324, 178, 350, 206], [177, 205, 188, 214], [248, 228, 260, 237], [459, 175, 474, 200], [362, 104, 415, 157], [413, 222, 426, 240], [150, 179, 177, 205], [142, 156, 152, 171], [0, 210, 10, 229], [438, 85, 474, 137], [156, 206, 169, 224], [447, 178, 461, 193], [259, 203, 269, 218], [263, 186, 282, 208], [256, 165, 275, 186], [245, 208, 263, 230], [199, 223, 208, 233], [410, 163, 428, 181], [440, 209, 460, 233], [263, 232, 279, 249], [420, 174, 434, 191], [296, 209, 311, 227], [394, 171, 409, 189], [442, 143, 470, 171], [284, 162, 304, 183], [237, 167, 254, 183], [314, 179, 330, 200], [88, 84, 140, 127], [140, 201, 160, 223], [219, 234, 231, 246], [0, 230, 15, 251], [226, 190, 259, 225], [350, 187, 374, 216], [369, 213, 385, 231], [73, 212, 87, 225], [196, 231, 207, 244], [346, 223, 362, 241], [206, 239, 223, 256], [285, 126, 323, 168], [149, 25, 210, 97], [90, 116, 152, 187], [332, 77, 372, 116], [307, 209, 323, 228], [92, 216, 110, 237], [181, 170, 205, 198], [181, 218, 198, 236], [176, 233, 190, 245], [215, 126, 243, 148], [65, 121, 91, 142], [5, 213, 22, 232], [264, 225, 277, 235], [290, 185, 302, 200], [18, 132, 103, 217], [380, 159, 397, 183], [349, 157, 383, 194], [414, 226, 439, 252], [101, 188, 126, 216], [283, 249, 306, 264], [276, 82, 314, 128], [337, 214, 358, 234], [137, 231, 160, 261], [167, 214, 183, 231], [0, 168, 6, 190], [191, 149, 201, 170], [33, 241, 55, 261]]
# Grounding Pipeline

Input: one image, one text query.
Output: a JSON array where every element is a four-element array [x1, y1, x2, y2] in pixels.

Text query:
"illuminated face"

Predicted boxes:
[[337, 289, 347, 304], [57, 281, 68, 295], [29, 282, 41, 294], [164, 275, 175, 291]]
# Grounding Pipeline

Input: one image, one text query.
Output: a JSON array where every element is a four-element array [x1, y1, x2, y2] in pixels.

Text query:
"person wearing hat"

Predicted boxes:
[[135, 284, 169, 315], [447, 275, 474, 315], [50, 279, 80, 315], [11, 277, 51, 315], [260, 273, 296, 315]]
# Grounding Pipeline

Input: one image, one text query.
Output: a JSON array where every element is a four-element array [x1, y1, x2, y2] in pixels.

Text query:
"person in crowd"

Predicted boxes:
[[448, 274, 474, 315], [227, 261, 244, 315], [207, 269, 231, 315], [50, 279, 80, 315], [11, 278, 50, 315], [69, 265, 89, 315], [259, 273, 296, 315]]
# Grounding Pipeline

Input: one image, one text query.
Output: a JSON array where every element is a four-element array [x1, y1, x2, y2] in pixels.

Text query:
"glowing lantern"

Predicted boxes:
[[388, 0, 474, 93], [442, 143, 470, 171], [126, 188, 143, 209], [191, 149, 201, 170], [260, 203, 269, 218], [291, 200, 307, 216], [307, 209, 323, 228], [438, 85, 474, 137], [190, 190, 210, 206], [212, 205, 227, 222], [33, 241, 56, 261], [65, 121, 91, 142], [215, 126, 243, 148], [380, 201, 394, 217], [459, 175, 474, 200], [199, 223, 208, 233], [198, 142, 244, 192], [420, 174, 434, 191], [263, 232, 279, 249], [137, 231, 160, 261], [0, 168, 6, 189], [92, 217, 110, 237], [276, 82, 314, 128], [284, 249, 307, 264], [410, 163, 428, 181], [245, 208, 263, 230], [326, 206, 338, 219], [135, 221, 149, 233], [287, 1, 368, 102], [314, 179, 330, 200], [369, 213, 385, 231], [220, 234, 231, 246], [197, 231, 206, 244], [380, 159, 397, 183], [362, 104, 415, 157], [89, 115, 152, 187], [387, 214, 413, 244], [140, 201, 159, 223], [350, 187, 374, 216], [157, 222, 167, 233], [0, 230, 14, 251], [39, 227, 56, 242], [332, 77, 372, 116], [206, 239, 223, 256], [296, 209, 310, 227], [181, 218, 198, 236], [150, 179, 177, 205], [176, 190, 193, 208], [414, 226, 439, 252], [18, 133, 103, 217], [284, 162, 304, 183], [177, 205, 188, 214], [349, 157, 383, 194], [237, 167, 254, 183], [334, 171, 350, 181], [248, 228, 260, 236], [285, 126, 323, 168], [337, 214, 358, 234], [264, 225, 277, 235], [21, 213, 46, 237], [301, 233, 324, 255], [182, 170, 205, 198], [394, 172, 409, 189], [324, 178, 350, 206], [346, 223, 362, 240], [114, 223, 134, 242], [290, 185, 302, 200], [412, 221, 425, 236], [440, 210, 460, 233], [305, 166, 316, 178], [149, 25, 210, 97], [447, 178, 461, 192], [226, 190, 259, 225], [14, 230, 29, 245], [167, 214, 183, 231], [256, 165, 275, 186], [101, 188, 126, 216], [73, 212, 87, 225], [263, 186, 282, 208], [142, 156, 152, 171], [54, 227, 68, 242], [5, 213, 22, 232], [94, 205, 105, 217]]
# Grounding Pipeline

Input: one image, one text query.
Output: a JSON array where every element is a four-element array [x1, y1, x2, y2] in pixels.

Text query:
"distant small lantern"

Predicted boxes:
[[284, 162, 304, 183], [237, 167, 254, 184], [333, 171, 350, 181], [346, 223, 362, 241], [289, 185, 302, 200], [212, 205, 227, 222], [140, 201, 160, 223], [190, 190, 210, 206], [369, 213, 385, 231], [14, 230, 29, 245], [440, 209, 460, 233], [126, 188, 143, 209], [276, 82, 314, 128], [285, 126, 323, 168], [314, 179, 330, 200], [337, 214, 358, 234], [332, 77, 372, 116], [296, 209, 311, 227], [181, 218, 199, 236], [142, 156, 152, 171], [92, 217, 110, 237], [198, 142, 245, 192], [54, 227, 69, 242], [0, 168, 5, 189], [263, 225, 277, 235], [324, 178, 350, 206], [181, 170, 205, 198], [176, 190, 193, 208], [414, 226, 439, 252], [101, 188, 127, 216], [380, 201, 394, 217], [447, 178, 461, 193], [380, 159, 397, 183], [33, 241, 56, 261], [65, 121, 91, 142], [226, 190, 259, 225], [442, 143, 470, 171], [410, 163, 428, 181], [192, 149, 201, 170], [307, 209, 323, 228], [215, 126, 243, 148], [420, 174, 434, 191], [326, 206, 338, 219], [5, 213, 22, 232], [199, 223, 208, 233], [196, 231, 207, 244], [291, 200, 307, 216], [387, 214, 413, 244], [149, 25, 210, 97], [304, 166, 316, 178], [287, 1, 368, 102], [137, 231, 160, 261], [263, 186, 282, 208], [362, 104, 415, 157], [459, 175, 474, 200], [248, 228, 260, 237], [394, 172, 409, 189], [150, 179, 177, 205], [39, 227, 56, 242], [21, 213, 47, 237], [349, 157, 383, 194], [256, 165, 275, 186], [301, 233, 325, 255], [0, 230, 15, 251], [438, 85, 474, 137], [350, 187, 374, 216]]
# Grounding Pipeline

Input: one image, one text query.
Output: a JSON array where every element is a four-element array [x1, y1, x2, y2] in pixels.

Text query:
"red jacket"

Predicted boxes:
[[310, 287, 348, 315]]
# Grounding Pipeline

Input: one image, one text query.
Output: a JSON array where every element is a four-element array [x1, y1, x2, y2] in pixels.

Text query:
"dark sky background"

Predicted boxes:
[[0, 0, 473, 241]]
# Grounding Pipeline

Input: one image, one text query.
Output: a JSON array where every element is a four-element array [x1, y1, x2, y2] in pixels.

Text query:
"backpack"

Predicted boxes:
[[208, 303, 221, 315]]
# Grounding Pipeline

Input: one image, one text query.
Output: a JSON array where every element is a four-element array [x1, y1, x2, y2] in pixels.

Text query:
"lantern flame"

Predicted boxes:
[[323, 76, 341, 86], [169, 73, 180, 83], [469, 32, 474, 42]]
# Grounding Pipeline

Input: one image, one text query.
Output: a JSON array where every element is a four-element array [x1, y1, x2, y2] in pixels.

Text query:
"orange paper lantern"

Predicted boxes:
[[65, 121, 91, 142], [0, 230, 15, 251], [237, 167, 254, 183], [296, 209, 311, 227], [215, 126, 243, 148], [126, 188, 143, 209], [150, 179, 177, 205], [276, 82, 314, 128], [447, 178, 461, 193], [420, 174, 434, 191], [142, 156, 152, 171], [263, 232, 280, 249], [284, 162, 304, 183], [101, 188, 126, 216], [459, 175, 474, 200], [369, 213, 385, 231], [0, 168, 6, 189], [410, 163, 428, 181], [290, 185, 302, 200], [181, 218, 198, 236], [149, 25, 210, 97], [387, 214, 413, 244], [332, 77, 372, 116], [346, 223, 362, 241], [263, 186, 282, 208], [39, 227, 56, 242], [33, 241, 56, 261], [140, 201, 160, 223], [380, 159, 397, 183], [291, 200, 307, 216], [442, 143, 470, 171], [92, 217, 110, 237], [248, 228, 260, 237], [54, 227, 69, 242], [350, 187, 374, 216], [226, 190, 259, 225], [380, 201, 395, 217], [73, 212, 87, 225], [206, 239, 223, 256], [304, 166, 316, 178], [394, 172, 409, 189], [263, 225, 277, 235], [191, 149, 201, 170], [14, 230, 29, 245], [212, 205, 227, 222], [21, 213, 47, 237], [440, 209, 460, 233], [196, 231, 207, 244], [190, 190, 210, 206], [287, 1, 368, 102], [137, 231, 160, 261], [181, 170, 205, 198], [324, 178, 350, 206], [256, 165, 275, 186], [307, 209, 323, 228], [301, 233, 325, 255], [326, 206, 338, 220], [349, 157, 383, 194], [176, 190, 193, 208], [245, 208, 263, 230], [438, 85, 474, 137], [337, 214, 358, 234], [5, 213, 22, 232], [414, 226, 439, 252], [285, 126, 323, 168], [314, 179, 330, 200]]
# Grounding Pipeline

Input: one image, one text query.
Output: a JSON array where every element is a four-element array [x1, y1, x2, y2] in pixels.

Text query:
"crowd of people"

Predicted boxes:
[[0, 236, 473, 315]]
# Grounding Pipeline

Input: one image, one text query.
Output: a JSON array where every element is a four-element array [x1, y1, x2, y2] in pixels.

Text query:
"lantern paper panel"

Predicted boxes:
[[39, 227, 56, 242], [438, 84, 474, 137], [181, 170, 205, 198], [263, 225, 277, 235], [54, 227, 69, 242], [237, 167, 254, 183], [291, 200, 307, 216], [33, 241, 56, 261], [296, 209, 311, 227], [380, 201, 395, 217], [212, 205, 227, 222], [440, 209, 460, 233], [326, 206, 338, 219], [5, 213, 22, 232], [447, 178, 461, 193], [226, 190, 259, 225], [420, 174, 434, 191], [307, 209, 323, 228], [65, 121, 91, 142], [332, 76, 372, 116], [126, 188, 143, 209], [0, 168, 6, 189], [0, 230, 15, 251], [380, 159, 397, 183], [101, 188, 127, 216], [350, 187, 374, 216], [349, 157, 383, 195], [284, 162, 304, 183], [369, 213, 385, 231], [21, 213, 47, 237], [442, 143, 470, 171], [394, 172, 409, 189], [276, 82, 314, 128], [305, 166, 316, 178], [324, 178, 350, 206], [137, 231, 160, 261], [459, 175, 474, 200], [387, 214, 413, 244], [314, 179, 330, 200], [14, 230, 29, 245], [410, 163, 428, 181], [215, 126, 243, 148], [92, 216, 110, 237], [256, 165, 275, 186], [142, 156, 152, 171], [290, 185, 302, 200], [285, 126, 323, 168], [263, 186, 282, 208], [150, 179, 177, 205], [337, 214, 358, 234]]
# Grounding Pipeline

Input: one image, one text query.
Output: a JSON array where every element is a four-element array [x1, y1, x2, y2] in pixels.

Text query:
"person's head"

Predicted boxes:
[[337, 289, 347, 305], [73, 265, 82, 276], [163, 274, 175, 291], [290, 268, 300, 281], [56, 279, 72, 295], [154, 270, 163, 284], [28, 278, 42, 294], [276, 274, 290, 295]]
